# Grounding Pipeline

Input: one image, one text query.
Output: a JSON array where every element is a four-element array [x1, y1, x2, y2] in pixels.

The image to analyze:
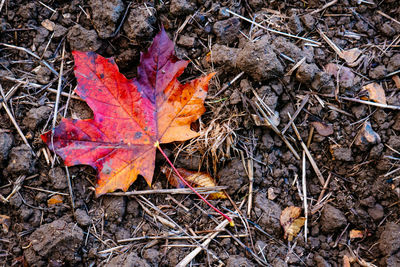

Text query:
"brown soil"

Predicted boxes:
[[1, 0, 400, 266]]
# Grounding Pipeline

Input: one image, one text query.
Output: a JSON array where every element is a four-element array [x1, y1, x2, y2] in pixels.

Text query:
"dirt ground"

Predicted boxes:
[[1, 0, 400, 266]]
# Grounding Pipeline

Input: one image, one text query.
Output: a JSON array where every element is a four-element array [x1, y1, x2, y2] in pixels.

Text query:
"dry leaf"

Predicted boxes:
[[161, 166, 227, 199], [280, 206, 306, 241], [324, 63, 355, 89], [392, 75, 400, 89], [349, 229, 364, 239], [355, 120, 380, 146], [310, 121, 334, 136], [0, 215, 11, 234], [41, 28, 214, 196], [343, 255, 351, 267], [341, 48, 363, 66], [47, 195, 64, 206], [361, 83, 387, 104]]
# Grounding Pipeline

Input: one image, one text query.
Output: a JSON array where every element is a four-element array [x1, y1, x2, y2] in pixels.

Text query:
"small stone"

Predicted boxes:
[[24, 220, 83, 265], [369, 65, 387, 79], [0, 131, 13, 167], [331, 146, 353, 162], [49, 167, 68, 190], [143, 249, 161, 266], [381, 22, 396, 37], [301, 14, 315, 30], [75, 209, 92, 226], [33, 27, 49, 46], [388, 135, 400, 150], [177, 35, 195, 47], [296, 63, 320, 84], [368, 204, 384, 221], [170, 0, 196, 16], [272, 36, 303, 61], [23, 106, 52, 130], [379, 222, 400, 256], [89, 0, 125, 38], [210, 44, 240, 71], [35, 66, 52, 84], [213, 18, 240, 44], [320, 204, 347, 233], [41, 19, 55, 31], [387, 53, 400, 73], [4, 145, 35, 176], [237, 36, 284, 81], [218, 159, 246, 195], [288, 11, 303, 34], [324, 63, 356, 89], [254, 192, 282, 234], [355, 121, 381, 146], [103, 196, 126, 222], [67, 24, 102, 51], [123, 7, 156, 44], [360, 196, 376, 208], [311, 72, 335, 94], [104, 252, 150, 267], [226, 256, 255, 267], [268, 187, 277, 200], [17, 3, 37, 20], [53, 24, 68, 38]]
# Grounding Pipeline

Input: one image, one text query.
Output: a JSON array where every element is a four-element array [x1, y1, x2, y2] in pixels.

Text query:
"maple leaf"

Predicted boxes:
[[42, 28, 214, 196]]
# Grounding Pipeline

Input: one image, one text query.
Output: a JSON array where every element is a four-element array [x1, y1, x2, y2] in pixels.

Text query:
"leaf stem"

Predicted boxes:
[[155, 143, 234, 226]]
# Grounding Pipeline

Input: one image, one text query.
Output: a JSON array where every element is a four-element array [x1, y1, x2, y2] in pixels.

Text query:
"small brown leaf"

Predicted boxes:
[[0, 215, 11, 234], [341, 48, 363, 66], [349, 229, 364, 239], [324, 63, 355, 88], [280, 206, 306, 241], [311, 121, 334, 136], [47, 195, 63, 206], [392, 75, 400, 89], [161, 166, 227, 199], [343, 255, 351, 267], [361, 83, 387, 104]]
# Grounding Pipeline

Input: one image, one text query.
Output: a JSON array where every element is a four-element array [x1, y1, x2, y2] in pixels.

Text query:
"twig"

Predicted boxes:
[[0, 43, 59, 77], [51, 42, 66, 167], [65, 166, 75, 217], [23, 185, 69, 196], [289, 114, 325, 186], [281, 95, 309, 134], [212, 71, 244, 98], [340, 96, 400, 110], [0, 0, 5, 13], [308, 0, 338, 15], [104, 186, 228, 196], [225, 9, 321, 45], [285, 57, 306, 76], [110, 1, 132, 38], [302, 152, 308, 241], [176, 217, 230, 267], [385, 69, 400, 78], [0, 85, 35, 156], [377, 10, 400, 26], [317, 173, 332, 203]]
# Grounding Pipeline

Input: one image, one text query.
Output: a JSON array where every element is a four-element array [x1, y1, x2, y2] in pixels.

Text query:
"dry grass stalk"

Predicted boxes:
[[105, 186, 227, 196], [302, 152, 308, 241], [226, 9, 321, 45], [308, 0, 338, 15], [289, 114, 325, 186], [340, 96, 400, 110]]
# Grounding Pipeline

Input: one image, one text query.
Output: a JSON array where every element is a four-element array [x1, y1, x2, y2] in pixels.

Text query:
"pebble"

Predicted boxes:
[[0, 131, 13, 167], [213, 18, 240, 44], [320, 204, 347, 233], [368, 204, 384, 221], [75, 209, 92, 227], [89, 0, 125, 38], [122, 7, 156, 45], [254, 192, 282, 234], [236, 36, 284, 81], [4, 145, 35, 176], [296, 63, 320, 84], [170, 0, 196, 16], [67, 24, 102, 51], [379, 222, 400, 255]]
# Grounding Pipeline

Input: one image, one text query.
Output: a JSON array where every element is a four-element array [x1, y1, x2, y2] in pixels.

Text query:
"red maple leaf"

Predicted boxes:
[[42, 28, 214, 196]]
